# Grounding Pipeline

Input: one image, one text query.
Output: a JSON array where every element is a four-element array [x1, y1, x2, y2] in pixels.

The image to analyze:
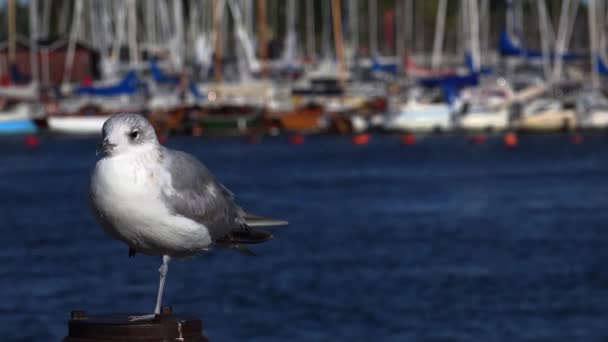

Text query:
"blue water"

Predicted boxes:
[[1, 134, 608, 341]]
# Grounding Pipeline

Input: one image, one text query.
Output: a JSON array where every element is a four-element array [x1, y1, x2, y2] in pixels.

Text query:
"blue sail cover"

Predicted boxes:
[[74, 71, 139, 96], [596, 54, 608, 76], [464, 52, 494, 75], [189, 82, 205, 99], [418, 73, 479, 88], [371, 57, 398, 74], [418, 73, 480, 105], [150, 59, 179, 84], [10, 64, 30, 84], [499, 31, 581, 60]]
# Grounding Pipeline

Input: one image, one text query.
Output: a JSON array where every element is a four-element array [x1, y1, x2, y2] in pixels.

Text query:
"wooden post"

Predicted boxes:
[[212, 0, 222, 82], [331, 0, 346, 90], [257, 0, 268, 78], [63, 307, 209, 342]]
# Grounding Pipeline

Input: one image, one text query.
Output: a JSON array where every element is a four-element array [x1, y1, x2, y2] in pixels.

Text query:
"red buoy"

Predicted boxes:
[[247, 135, 260, 144], [503, 132, 518, 147], [469, 134, 486, 145], [191, 126, 204, 137], [158, 134, 168, 144], [352, 133, 371, 145], [290, 134, 305, 145], [401, 133, 416, 145], [570, 134, 583, 144], [25, 134, 39, 148]]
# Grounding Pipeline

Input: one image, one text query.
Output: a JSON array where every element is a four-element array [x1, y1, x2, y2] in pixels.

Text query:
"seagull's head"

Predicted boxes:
[[98, 113, 158, 157]]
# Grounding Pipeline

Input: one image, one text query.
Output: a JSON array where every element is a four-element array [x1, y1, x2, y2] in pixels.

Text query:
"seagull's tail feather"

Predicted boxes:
[[216, 227, 274, 255], [243, 212, 288, 227], [230, 228, 274, 244]]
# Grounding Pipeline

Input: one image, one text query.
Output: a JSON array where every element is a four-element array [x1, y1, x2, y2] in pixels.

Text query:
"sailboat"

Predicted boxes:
[[384, 87, 453, 133], [0, 0, 40, 134], [512, 96, 577, 132], [456, 81, 514, 132], [0, 101, 40, 134], [576, 0, 608, 130]]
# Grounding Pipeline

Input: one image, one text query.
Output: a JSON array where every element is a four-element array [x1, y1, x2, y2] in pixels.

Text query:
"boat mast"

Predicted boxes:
[[431, 0, 447, 69], [537, 0, 552, 82], [7, 0, 16, 67], [63, 0, 84, 86], [282, 0, 296, 66], [348, 0, 359, 61], [29, 0, 39, 92], [552, 0, 573, 82], [257, 0, 268, 78], [213, 0, 223, 82], [589, 0, 600, 88], [322, 0, 331, 59], [395, 0, 404, 75], [306, 0, 316, 60], [331, 0, 346, 90], [368, 0, 378, 56], [480, 0, 490, 65], [127, 0, 139, 68], [173, 0, 184, 69], [40, 0, 51, 40], [468, 0, 481, 72]]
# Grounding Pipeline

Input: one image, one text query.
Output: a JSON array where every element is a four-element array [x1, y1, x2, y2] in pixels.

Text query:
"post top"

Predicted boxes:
[[64, 307, 208, 342]]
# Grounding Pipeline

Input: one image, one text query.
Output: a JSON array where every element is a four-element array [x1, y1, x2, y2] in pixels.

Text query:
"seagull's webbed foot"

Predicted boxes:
[[128, 313, 156, 322]]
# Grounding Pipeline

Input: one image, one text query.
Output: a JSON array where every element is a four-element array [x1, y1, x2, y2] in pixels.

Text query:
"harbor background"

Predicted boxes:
[[1, 0, 608, 341]]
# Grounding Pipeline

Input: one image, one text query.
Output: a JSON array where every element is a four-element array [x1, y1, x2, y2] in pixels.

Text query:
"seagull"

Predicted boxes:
[[89, 113, 287, 321]]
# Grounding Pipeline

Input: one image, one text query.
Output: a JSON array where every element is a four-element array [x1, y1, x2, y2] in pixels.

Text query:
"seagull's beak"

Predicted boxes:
[[97, 138, 117, 156]]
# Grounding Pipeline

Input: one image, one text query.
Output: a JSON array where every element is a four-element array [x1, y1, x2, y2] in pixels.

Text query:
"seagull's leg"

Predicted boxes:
[[129, 255, 171, 322], [154, 255, 171, 315]]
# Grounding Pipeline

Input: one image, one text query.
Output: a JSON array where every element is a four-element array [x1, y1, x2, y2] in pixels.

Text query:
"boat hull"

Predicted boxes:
[[274, 106, 325, 133], [385, 105, 452, 132], [0, 119, 38, 135], [458, 109, 510, 132], [579, 110, 608, 129], [513, 110, 576, 132], [47, 116, 110, 134]]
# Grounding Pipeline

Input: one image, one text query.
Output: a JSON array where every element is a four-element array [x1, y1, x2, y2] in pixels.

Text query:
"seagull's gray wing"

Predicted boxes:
[[159, 147, 286, 252], [160, 147, 245, 242]]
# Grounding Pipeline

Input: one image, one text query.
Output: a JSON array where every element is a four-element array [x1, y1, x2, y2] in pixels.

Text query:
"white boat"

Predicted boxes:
[[385, 99, 452, 132], [47, 115, 110, 135], [0, 83, 38, 100], [457, 104, 511, 132], [456, 85, 513, 132], [0, 102, 39, 135], [576, 91, 608, 129], [512, 98, 577, 132]]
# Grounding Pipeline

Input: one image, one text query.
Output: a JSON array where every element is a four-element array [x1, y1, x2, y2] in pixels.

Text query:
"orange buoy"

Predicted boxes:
[[469, 134, 486, 145], [503, 132, 518, 147], [401, 133, 416, 145], [570, 134, 583, 144], [352, 133, 371, 145], [290, 134, 305, 145], [25, 134, 39, 148]]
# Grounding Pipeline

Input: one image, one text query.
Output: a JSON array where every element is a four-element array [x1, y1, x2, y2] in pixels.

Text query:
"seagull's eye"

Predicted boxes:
[[129, 130, 139, 140]]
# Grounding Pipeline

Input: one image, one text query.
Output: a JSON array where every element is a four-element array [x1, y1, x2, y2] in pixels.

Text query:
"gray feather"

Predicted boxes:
[[160, 147, 245, 242]]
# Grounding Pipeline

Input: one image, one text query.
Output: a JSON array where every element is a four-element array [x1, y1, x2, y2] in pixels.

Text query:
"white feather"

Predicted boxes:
[[90, 145, 212, 257]]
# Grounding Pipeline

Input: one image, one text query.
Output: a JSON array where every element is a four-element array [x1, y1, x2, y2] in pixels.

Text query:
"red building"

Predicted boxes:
[[0, 36, 98, 86]]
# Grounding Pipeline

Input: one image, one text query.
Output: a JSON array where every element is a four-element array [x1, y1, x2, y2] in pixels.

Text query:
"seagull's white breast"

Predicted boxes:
[[90, 148, 211, 256]]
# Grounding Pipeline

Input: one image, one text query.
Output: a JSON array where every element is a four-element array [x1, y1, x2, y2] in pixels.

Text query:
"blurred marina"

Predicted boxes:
[[1, 0, 608, 138], [3, 1, 608, 340]]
